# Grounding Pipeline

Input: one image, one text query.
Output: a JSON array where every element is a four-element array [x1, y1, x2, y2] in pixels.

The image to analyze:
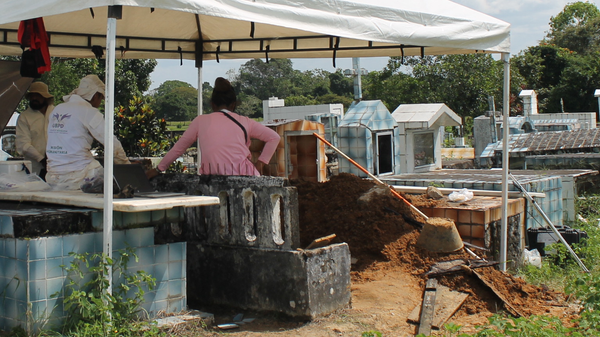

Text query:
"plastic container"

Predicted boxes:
[[0, 160, 32, 175], [527, 225, 588, 256]]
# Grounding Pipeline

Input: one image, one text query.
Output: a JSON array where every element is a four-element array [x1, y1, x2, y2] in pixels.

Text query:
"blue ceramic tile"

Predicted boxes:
[[154, 262, 168, 283], [0, 276, 7, 291], [4, 258, 16, 278], [7, 277, 26, 301], [62, 235, 80, 256], [155, 245, 168, 265], [30, 260, 46, 280], [46, 277, 65, 299], [125, 228, 143, 248], [29, 280, 47, 301], [168, 298, 185, 313], [139, 228, 154, 247], [150, 300, 168, 315], [4, 299, 17, 320], [29, 239, 45, 261], [168, 261, 183, 280], [137, 246, 155, 267], [91, 211, 103, 230], [122, 212, 138, 228], [112, 230, 126, 251], [0, 216, 13, 236], [151, 210, 166, 224], [0, 240, 4, 260], [93, 232, 103, 254], [46, 258, 63, 279], [113, 212, 123, 228], [15, 240, 27, 261], [169, 243, 184, 262], [15, 259, 27, 281], [165, 208, 180, 223], [45, 237, 62, 259], [78, 233, 95, 254], [168, 279, 183, 297], [138, 211, 152, 225]]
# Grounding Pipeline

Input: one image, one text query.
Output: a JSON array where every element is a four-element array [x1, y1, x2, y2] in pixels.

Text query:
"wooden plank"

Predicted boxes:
[[408, 284, 469, 329], [0, 191, 220, 212], [305, 234, 337, 249], [417, 278, 438, 336], [472, 269, 524, 317]]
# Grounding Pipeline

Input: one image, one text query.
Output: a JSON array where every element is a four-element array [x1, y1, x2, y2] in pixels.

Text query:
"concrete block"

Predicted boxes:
[[187, 243, 351, 319], [156, 175, 301, 250]]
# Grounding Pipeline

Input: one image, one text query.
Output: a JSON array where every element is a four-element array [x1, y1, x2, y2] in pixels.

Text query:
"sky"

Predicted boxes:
[[149, 0, 600, 91]]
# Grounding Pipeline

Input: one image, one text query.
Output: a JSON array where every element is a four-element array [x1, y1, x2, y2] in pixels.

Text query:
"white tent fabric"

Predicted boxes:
[[0, 0, 509, 61], [0, 0, 513, 277]]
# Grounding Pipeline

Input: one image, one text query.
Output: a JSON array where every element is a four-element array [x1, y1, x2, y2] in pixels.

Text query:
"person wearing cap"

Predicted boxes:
[[147, 77, 280, 177], [45, 74, 131, 190], [15, 81, 55, 179]]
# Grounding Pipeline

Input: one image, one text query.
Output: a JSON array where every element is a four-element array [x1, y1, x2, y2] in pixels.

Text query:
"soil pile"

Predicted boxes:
[[292, 173, 574, 319]]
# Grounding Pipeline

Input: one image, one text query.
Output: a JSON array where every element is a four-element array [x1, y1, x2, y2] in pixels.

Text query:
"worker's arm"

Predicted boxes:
[[248, 120, 280, 164], [87, 111, 131, 164], [15, 114, 45, 162]]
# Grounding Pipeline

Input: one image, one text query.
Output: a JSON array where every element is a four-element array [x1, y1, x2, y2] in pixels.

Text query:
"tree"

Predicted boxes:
[[152, 80, 198, 120], [548, 1, 600, 37], [114, 96, 172, 157], [39, 58, 156, 107], [236, 58, 299, 100], [514, 2, 600, 113], [363, 54, 517, 120]]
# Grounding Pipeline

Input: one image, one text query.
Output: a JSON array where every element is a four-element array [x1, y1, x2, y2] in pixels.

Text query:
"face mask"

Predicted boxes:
[[29, 101, 46, 110]]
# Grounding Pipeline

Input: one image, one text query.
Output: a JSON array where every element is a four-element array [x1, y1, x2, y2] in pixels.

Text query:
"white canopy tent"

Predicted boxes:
[[0, 0, 513, 283]]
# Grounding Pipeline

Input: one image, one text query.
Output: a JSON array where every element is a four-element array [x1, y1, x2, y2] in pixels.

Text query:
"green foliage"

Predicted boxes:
[[548, 1, 600, 37], [361, 330, 382, 337], [151, 80, 199, 121], [115, 96, 173, 157], [40, 58, 156, 107], [514, 2, 600, 114], [58, 248, 162, 336]]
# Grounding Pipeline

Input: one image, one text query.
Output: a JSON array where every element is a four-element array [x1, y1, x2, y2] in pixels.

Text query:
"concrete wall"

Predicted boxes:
[[153, 174, 300, 250], [263, 102, 344, 121]]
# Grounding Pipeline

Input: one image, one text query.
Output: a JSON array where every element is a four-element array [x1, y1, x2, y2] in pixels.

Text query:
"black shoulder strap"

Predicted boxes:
[[220, 110, 248, 142]]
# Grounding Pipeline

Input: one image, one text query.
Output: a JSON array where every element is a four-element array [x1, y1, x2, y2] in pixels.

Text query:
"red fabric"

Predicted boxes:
[[18, 18, 51, 74]]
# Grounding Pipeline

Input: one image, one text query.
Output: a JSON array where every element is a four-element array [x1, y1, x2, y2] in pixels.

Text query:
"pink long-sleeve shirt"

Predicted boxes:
[[158, 111, 280, 176]]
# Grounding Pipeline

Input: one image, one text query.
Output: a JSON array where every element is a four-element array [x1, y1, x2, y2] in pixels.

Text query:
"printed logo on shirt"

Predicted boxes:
[[51, 112, 71, 129]]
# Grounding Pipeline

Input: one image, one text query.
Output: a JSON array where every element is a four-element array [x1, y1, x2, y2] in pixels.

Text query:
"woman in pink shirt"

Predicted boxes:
[[148, 77, 280, 177]]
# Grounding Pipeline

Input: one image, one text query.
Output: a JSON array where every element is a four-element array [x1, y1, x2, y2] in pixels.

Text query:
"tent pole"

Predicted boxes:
[[196, 66, 203, 169], [500, 52, 510, 272], [103, 14, 118, 295]]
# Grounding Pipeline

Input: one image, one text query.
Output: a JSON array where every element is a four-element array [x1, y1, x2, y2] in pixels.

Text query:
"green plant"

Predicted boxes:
[[115, 96, 173, 157], [361, 330, 382, 337], [57, 248, 163, 336]]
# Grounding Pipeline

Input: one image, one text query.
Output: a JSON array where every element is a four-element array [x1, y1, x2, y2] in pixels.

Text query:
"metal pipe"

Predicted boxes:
[[510, 174, 589, 273], [500, 52, 510, 271], [313, 132, 428, 220]]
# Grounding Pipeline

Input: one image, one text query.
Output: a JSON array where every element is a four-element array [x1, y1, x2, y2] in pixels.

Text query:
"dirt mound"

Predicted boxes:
[[292, 173, 574, 320]]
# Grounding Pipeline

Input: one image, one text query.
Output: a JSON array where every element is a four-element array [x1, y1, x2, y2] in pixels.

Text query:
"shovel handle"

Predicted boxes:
[[313, 132, 428, 220]]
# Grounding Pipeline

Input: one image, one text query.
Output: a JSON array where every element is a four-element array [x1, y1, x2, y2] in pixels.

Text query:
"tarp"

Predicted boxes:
[[0, 60, 33, 135], [0, 0, 510, 61]]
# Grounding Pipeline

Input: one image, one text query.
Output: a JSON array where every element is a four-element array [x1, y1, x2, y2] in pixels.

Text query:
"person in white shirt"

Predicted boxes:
[[45, 74, 131, 190], [15, 82, 55, 179]]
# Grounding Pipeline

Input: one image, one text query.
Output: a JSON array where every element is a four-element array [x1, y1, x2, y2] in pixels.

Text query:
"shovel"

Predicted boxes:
[[313, 133, 479, 257]]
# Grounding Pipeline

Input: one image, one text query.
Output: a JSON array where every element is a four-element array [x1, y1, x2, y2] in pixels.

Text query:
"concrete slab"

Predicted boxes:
[[187, 243, 351, 319]]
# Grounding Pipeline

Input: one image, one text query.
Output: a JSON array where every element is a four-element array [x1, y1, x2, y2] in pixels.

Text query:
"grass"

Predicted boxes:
[[166, 121, 192, 132]]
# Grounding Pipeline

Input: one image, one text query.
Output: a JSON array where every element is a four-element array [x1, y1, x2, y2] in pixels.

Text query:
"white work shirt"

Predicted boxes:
[[16, 105, 54, 174], [46, 95, 129, 174]]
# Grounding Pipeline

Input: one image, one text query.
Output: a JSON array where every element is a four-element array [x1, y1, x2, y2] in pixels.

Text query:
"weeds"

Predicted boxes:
[[56, 248, 163, 337]]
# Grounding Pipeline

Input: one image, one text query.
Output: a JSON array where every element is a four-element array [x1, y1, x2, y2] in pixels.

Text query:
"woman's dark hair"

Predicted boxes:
[[211, 77, 237, 107]]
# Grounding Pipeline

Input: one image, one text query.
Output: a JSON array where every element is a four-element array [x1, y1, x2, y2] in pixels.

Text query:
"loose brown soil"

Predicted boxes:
[[185, 173, 580, 336]]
